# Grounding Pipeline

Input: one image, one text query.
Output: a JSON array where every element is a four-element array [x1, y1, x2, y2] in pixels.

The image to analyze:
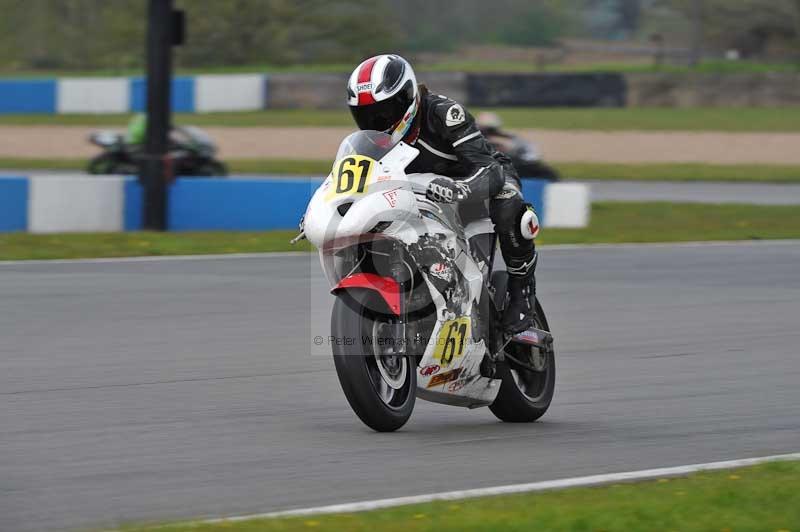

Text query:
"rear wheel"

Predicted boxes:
[[489, 272, 555, 422], [331, 290, 416, 432]]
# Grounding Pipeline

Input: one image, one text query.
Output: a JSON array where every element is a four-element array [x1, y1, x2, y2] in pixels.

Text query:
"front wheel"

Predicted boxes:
[[331, 290, 416, 432], [490, 295, 555, 423], [193, 159, 228, 177], [88, 153, 136, 175]]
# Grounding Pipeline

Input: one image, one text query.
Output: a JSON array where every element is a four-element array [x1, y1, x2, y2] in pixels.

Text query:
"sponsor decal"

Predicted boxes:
[[419, 364, 440, 377], [448, 380, 466, 393], [431, 262, 447, 274], [427, 367, 464, 388], [376, 175, 392, 182], [514, 329, 540, 345], [448, 374, 479, 393], [428, 262, 451, 282], [445, 104, 466, 126], [382, 188, 400, 208], [494, 188, 517, 200], [356, 82, 373, 93]]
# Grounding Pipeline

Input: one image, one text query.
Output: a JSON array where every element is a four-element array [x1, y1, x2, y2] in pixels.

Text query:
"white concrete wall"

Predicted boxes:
[[544, 183, 590, 228], [56, 78, 129, 114], [28, 176, 125, 233], [194, 74, 265, 112]]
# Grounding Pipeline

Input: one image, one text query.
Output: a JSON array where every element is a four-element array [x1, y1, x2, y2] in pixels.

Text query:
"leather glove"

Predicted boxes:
[[426, 177, 470, 203]]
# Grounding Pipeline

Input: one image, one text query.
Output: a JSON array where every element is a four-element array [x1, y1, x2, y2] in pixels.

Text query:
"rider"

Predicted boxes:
[[126, 114, 147, 145], [346, 54, 539, 333]]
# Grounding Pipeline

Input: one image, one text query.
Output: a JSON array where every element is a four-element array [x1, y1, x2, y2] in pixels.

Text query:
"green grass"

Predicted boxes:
[[5, 158, 798, 184], [2, 202, 799, 261], [0, 158, 87, 172], [0, 230, 313, 260], [538, 202, 800, 245], [560, 162, 800, 183], [120, 460, 800, 532], [4, 107, 800, 131], [228, 161, 800, 183], [2, 59, 798, 78], [548, 58, 800, 74]]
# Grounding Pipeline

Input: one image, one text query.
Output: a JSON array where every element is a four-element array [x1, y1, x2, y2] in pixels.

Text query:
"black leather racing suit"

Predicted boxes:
[[405, 87, 537, 284]]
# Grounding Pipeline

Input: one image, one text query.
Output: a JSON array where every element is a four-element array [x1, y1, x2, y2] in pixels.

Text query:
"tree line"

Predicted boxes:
[[0, 0, 797, 72]]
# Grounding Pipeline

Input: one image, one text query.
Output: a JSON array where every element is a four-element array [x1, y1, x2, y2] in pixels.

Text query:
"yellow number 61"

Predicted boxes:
[[328, 156, 374, 199]]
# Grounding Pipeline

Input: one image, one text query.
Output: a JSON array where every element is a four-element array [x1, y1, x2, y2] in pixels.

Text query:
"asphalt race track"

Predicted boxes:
[[2, 242, 799, 531], [586, 180, 800, 205]]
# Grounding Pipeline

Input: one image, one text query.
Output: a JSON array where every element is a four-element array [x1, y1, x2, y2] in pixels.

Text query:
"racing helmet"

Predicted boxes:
[[347, 54, 419, 144]]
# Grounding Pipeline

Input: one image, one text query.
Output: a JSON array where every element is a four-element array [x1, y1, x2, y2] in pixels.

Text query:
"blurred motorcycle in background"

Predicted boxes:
[[87, 115, 227, 177], [477, 112, 560, 182]]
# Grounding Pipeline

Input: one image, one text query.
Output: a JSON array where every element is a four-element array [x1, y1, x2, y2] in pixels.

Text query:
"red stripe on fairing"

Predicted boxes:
[[332, 273, 400, 315], [356, 57, 379, 105]]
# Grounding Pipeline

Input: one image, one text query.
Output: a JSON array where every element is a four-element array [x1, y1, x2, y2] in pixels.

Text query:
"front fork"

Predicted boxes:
[[389, 244, 408, 357]]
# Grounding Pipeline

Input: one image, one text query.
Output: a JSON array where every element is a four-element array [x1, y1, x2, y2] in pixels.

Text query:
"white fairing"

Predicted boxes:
[[304, 140, 422, 250], [304, 131, 501, 407]]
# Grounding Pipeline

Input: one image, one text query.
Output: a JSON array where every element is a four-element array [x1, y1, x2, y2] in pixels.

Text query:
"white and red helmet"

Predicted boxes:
[[347, 54, 419, 143]]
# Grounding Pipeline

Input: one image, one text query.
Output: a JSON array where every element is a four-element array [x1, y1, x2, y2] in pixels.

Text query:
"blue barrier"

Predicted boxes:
[[123, 177, 143, 230], [0, 176, 566, 233], [168, 177, 321, 231], [520, 178, 547, 222], [0, 177, 29, 231], [141, 177, 549, 232], [0, 80, 56, 114], [129, 77, 195, 113]]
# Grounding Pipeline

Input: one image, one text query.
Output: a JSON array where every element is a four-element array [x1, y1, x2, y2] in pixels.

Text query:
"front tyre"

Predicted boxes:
[[88, 153, 134, 175], [489, 299, 555, 422], [194, 159, 228, 177], [331, 290, 416, 432]]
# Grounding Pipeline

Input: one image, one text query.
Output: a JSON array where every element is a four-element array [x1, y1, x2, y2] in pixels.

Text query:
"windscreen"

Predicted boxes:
[[335, 130, 398, 161]]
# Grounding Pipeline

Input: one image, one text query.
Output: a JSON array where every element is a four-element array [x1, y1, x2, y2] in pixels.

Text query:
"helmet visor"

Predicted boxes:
[[349, 97, 408, 132], [349, 79, 415, 132]]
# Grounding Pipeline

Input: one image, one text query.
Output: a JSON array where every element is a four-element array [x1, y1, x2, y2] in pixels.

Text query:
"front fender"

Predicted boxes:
[[332, 273, 400, 316]]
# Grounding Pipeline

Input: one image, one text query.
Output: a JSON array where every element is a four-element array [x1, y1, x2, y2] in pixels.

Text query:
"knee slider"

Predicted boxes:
[[520, 203, 539, 240]]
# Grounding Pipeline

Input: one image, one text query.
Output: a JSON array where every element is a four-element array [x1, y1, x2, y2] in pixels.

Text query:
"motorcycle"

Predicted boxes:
[[480, 129, 560, 182], [296, 130, 556, 432], [87, 125, 227, 177]]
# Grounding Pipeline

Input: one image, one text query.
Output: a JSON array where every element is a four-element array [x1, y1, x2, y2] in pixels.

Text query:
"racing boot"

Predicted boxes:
[[502, 253, 538, 334]]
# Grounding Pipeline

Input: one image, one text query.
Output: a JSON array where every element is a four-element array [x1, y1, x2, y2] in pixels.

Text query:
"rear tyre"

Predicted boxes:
[[331, 290, 415, 432], [489, 272, 555, 423]]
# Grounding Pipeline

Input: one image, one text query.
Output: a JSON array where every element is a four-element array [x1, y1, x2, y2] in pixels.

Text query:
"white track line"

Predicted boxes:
[[3, 239, 800, 267], [201, 452, 800, 524], [0, 251, 310, 266]]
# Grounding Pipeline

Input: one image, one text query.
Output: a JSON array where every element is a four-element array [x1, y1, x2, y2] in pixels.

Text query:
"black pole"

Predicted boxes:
[[688, 0, 704, 67], [141, 0, 174, 231]]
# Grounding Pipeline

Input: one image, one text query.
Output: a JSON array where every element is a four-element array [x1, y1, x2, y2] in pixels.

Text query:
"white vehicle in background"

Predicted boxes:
[[296, 130, 556, 432]]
